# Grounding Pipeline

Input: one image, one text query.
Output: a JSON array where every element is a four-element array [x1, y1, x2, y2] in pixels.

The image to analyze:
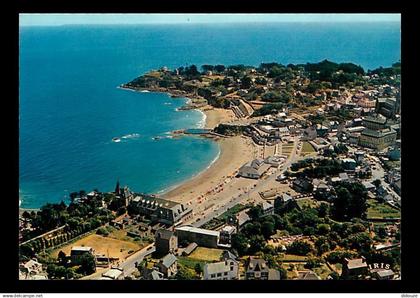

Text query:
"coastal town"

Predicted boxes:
[[19, 60, 401, 281]]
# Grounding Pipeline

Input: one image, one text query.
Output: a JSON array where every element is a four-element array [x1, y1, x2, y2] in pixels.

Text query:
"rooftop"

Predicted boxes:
[[361, 128, 396, 138], [204, 261, 230, 275], [133, 195, 180, 209], [175, 225, 220, 237], [345, 258, 367, 269], [71, 246, 92, 252], [160, 253, 178, 268]]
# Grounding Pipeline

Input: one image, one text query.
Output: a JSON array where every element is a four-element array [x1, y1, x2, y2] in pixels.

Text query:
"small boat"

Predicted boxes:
[[112, 137, 121, 143], [152, 136, 162, 140]]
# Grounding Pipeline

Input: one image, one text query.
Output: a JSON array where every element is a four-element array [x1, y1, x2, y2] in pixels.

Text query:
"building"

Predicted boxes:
[[70, 246, 94, 265], [142, 268, 165, 280], [362, 116, 388, 130], [354, 151, 365, 163], [238, 158, 271, 179], [203, 256, 239, 280], [274, 193, 299, 212], [102, 268, 124, 280], [181, 242, 198, 256], [392, 179, 401, 195], [341, 158, 357, 171], [261, 201, 274, 215], [19, 260, 46, 280], [342, 257, 368, 278], [297, 270, 321, 280], [245, 257, 280, 280], [129, 195, 192, 226], [157, 254, 178, 278], [359, 128, 397, 150], [372, 269, 395, 280], [292, 178, 313, 193], [236, 209, 251, 228], [219, 225, 237, 246], [316, 124, 329, 137], [126, 222, 152, 239], [175, 225, 220, 248], [264, 155, 285, 168], [155, 229, 178, 256], [376, 97, 398, 118]]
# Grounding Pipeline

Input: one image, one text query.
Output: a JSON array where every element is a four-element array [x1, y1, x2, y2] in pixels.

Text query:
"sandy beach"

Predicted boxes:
[[202, 106, 236, 129], [161, 107, 255, 204]]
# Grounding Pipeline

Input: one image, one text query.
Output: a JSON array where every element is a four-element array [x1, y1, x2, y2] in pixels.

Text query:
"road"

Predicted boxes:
[[191, 136, 303, 228]]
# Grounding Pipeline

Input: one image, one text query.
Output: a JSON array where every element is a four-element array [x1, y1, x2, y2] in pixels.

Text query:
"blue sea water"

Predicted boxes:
[[19, 22, 400, 208]]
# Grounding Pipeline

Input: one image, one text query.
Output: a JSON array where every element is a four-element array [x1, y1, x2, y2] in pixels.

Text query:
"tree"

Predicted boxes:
[[373, 179, 382, 188], [174, 264, 197, 280], [315, 236, 330, 256], [185, 65, 200, 78], [231, 233, 248, 256], [304, 257, 322, 269], [330, 182, 367, 221], [287, 240, 312, 256], [241, 76, 253, 89], [214, 65, 226, 73], [22, 210, 31, 219], [201, 65, 214, 73], [377, 226, 387, 239], [57, 250, 67, 266], [248, 205, 263, 221], [69, 192, 79, 203], [194, 263, 203, 276], [20, 243, 35, 259], [261, 220, 275, 239], [317, 224, 331, 235], [248, 235, 266, 254], [317, 203, 329, 218], [242, 222, 261, 237], [78, 254, 96, 275]]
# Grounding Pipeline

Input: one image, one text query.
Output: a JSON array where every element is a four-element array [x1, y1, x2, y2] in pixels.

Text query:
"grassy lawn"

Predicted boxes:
[[279, 254, 308, 262], [177, 256, 208, 272], [50, 234, 142, 260], [313, 264, 334, 279], [189, 247, 223, 262], [296, 198, 320, 209], [367, 199, 401, 219], [302, 142, 316, 153], [145, 71, 162, 78]]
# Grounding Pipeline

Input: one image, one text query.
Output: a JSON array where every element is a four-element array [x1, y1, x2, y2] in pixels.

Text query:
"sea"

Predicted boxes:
[[19, 22, 401, 208]]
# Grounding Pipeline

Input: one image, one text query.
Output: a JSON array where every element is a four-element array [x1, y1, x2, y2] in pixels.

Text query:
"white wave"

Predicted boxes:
[[121, 133, 140, 139], [196, 109, 207, 128]]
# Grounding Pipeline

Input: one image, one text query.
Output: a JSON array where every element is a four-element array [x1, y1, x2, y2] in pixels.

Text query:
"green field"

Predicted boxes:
[[302, 142, 316, 153], [367, 199, 401, 219], [189, 247, 223, 262], [177, 256, 208, 270], [296, 198, 321, 209], [313, 264, 334, 279], [279, 254, 308, 262]]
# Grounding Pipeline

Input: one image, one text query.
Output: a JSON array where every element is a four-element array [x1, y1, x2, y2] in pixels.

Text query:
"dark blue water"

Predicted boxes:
[[19, 22, 400, 208]]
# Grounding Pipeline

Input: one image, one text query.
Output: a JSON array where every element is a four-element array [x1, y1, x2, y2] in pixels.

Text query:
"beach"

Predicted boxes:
[[161, 107, 255, 204], [202, 107, 236, 129]]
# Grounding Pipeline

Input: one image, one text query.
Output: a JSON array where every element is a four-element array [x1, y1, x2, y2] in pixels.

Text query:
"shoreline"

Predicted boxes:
[[20, 86, 242, 211], [120, 84, 246, 204]]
